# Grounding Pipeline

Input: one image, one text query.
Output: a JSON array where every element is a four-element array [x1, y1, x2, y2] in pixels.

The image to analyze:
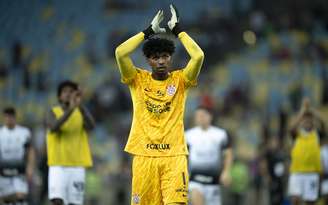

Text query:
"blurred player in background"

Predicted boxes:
[[321, 135, 328, 205], [262, 136, 287, 205], [46, 80, 95, 205], [288, 98, 326, 205], [185, 107, 233, 205], [115, 4, 204, 205], [0, 107, 35, 205]]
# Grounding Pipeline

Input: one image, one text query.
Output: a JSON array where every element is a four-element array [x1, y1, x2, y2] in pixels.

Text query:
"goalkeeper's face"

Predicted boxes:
[[147, 52, 172, 75]]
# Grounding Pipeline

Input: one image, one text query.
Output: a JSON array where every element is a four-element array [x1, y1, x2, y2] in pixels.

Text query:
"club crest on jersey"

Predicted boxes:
[[132, 194, 140, 204], [166, 85, 176, 96]]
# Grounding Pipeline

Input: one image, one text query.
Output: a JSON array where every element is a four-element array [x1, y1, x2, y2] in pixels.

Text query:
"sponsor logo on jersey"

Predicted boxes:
[[156, 90, 165, 97], [146, 143, 171, 150], [145, 100, 171, 114], [167, 85, 176, 96], [144, 87, 165, 97]]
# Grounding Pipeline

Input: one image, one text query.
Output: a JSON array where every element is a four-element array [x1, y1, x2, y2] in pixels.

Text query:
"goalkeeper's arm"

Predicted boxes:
[[180, 33, 204, 82], [167, 4, 204, 83], [115, 10, 166, 82]]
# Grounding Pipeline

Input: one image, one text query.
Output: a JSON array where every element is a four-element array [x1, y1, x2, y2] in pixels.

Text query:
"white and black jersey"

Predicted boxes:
[[186, 126, 231, 185], [0, 125, 31, 176], [321, 145, 328, 179]]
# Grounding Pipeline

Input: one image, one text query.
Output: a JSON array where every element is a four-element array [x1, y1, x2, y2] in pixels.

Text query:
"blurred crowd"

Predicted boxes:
[[0, 0, 328, 204]]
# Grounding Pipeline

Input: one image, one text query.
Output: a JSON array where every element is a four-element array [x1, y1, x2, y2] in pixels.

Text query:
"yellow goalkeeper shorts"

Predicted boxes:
[[131, 155, 189, 205]]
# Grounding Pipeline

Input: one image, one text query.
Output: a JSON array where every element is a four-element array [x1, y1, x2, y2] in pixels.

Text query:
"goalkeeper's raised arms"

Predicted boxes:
[[168, 4, 182, 36], [143, 10, 166, 39]]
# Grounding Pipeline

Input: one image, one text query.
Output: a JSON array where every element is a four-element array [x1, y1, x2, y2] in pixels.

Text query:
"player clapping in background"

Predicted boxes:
[[46, 80, 95, 205], [288, 98, 326, 205]]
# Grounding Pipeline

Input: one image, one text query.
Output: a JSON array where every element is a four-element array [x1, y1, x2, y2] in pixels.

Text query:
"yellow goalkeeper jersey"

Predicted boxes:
[[47, 106, 93, 167], [124, 68, 195, 156], [290, 130, 321, 173], [115, 32, 204, 156]]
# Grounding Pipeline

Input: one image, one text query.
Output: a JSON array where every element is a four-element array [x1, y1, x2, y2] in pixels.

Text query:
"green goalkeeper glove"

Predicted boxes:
[[143, 10, 166, 39], [168, 4, 182, 36]]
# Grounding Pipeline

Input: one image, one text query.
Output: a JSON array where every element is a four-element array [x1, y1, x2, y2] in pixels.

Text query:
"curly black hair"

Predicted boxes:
[[3, 107, 16, 116], [142, 38, 175, 58], [57, 80, 78, 97]]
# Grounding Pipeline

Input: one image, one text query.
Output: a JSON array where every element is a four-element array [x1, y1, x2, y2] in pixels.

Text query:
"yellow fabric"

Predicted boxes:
[[124, 69, 191, 156], [115, 32, 142, 82], [115, 31, 204, 157], [115, 32, 204, 86], [179, 32, 204, 83], [47, 106, 92, 167], [131, 155, 188, 205], [290, 130, 321, 173]]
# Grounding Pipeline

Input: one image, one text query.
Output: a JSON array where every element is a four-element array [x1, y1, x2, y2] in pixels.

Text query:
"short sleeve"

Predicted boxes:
[[121, 66, 138, 85], [182, 70, 197, 88], [222, 130, 232, 149], [24, 128, 32, 148]]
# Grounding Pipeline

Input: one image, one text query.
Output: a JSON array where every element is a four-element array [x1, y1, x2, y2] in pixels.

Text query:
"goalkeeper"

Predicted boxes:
[[115, 4, 204, 205]]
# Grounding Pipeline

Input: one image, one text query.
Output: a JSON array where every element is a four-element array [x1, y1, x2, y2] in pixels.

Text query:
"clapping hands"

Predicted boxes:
[[144, 4, 182, 38]]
